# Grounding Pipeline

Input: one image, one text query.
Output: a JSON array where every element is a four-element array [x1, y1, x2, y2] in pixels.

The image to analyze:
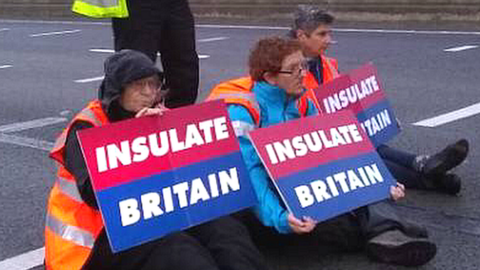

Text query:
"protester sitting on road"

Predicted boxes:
[[44, 49, 269, 270], [290, 5, 469, 195], [210, 36, 437, 267]]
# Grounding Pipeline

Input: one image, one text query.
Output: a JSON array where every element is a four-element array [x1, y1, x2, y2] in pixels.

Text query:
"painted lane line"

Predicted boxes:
[[198, 36, 229, 42], [413, 102, 480, 127], [333, 28, 480, 35], [75, 76, 105, 83], [0, 247, 44, 270], [444, 45, 479, 52], [29, 29, 81, 37], [89, 49, 210, 59], [89, 48, 114, 53], [0, 28, 10, 32], [0, 117, 67, 133], [0, 65, 13, 69], [4, 20, 480, 35], [0, 133, 54, 151]]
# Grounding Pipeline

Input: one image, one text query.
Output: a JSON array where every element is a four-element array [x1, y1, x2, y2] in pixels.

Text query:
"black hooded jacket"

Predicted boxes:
[[64, 50, 161, 208]]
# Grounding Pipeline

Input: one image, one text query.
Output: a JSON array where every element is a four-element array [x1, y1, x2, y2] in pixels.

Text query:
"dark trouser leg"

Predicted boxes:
[[377, 144, 416, 169], [159, 0, 199, 108], [83, 229, 219, 270], [187, 216, 270, 270], [111, 2, 163, 62], [383, 159, 427, 189], [358, 201, 428, 239]]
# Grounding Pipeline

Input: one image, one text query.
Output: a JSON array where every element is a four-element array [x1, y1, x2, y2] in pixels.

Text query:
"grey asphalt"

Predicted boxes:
[[0, 18, 479, 270]]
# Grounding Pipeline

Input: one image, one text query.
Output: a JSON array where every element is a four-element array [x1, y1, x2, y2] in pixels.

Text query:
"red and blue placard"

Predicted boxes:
[[248, 110, 396, 223], [77, 100, 256, 253], [313, 62, 400, 147]]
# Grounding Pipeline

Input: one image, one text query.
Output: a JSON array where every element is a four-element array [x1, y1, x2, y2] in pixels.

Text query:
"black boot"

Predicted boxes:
[[366, 230, 437, 267], [415, 139, 469, 176], [423, 173, 462, 195]]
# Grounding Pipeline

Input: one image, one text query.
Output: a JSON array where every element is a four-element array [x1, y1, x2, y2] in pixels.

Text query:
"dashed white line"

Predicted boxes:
[[0, 65, 12, 69], [74, 76, 105, 83], [0, 117, 67, 133], [29, 29, 81, 37], [413, 102, 480, 127], [89, 49, 210, 59], [444, 45, 479, 52], [0, 28, 10, 32], [3, 20, 480, 36], [0, 133, 53, 151], [333, 28, 480, 35], [0, 247, 44, 270], [198, 36, 229, 42], [89, 48, 115, 53]]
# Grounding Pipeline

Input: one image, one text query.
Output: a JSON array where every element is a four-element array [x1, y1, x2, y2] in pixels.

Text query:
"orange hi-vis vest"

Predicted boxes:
[[206, 76, 311, 126], [303, 56, 340, 112], [45, 100, 108, 270]]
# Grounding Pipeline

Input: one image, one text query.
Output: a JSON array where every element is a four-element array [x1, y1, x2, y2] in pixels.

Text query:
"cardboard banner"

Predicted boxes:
[[248, 111, 396, 223], [78, 100, 256, 252], [313, 62, 400, 146]]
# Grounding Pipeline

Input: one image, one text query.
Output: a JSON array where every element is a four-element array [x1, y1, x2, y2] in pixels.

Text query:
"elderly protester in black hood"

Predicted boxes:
[[99, 49, 166, 120], [44, 49, 269, 270]]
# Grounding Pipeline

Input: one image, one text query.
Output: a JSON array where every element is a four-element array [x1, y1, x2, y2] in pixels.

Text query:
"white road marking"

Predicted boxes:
[[89, 48, 210, 59], [0, 28, 10, 32], [0, 133, 53, 151], [332, 28, 480, 35], [89, 48, 114, 53], [0, 65, 13, 69], [3, 20, 480, 36], [0, 117, 67, 133], [0, 247, 44, 270], [413, 102, 480, 127], [444, 45, 479, 52], [29, 29, 81, 37], [74, 76, 105, 83], [198, 36, 229, 42]]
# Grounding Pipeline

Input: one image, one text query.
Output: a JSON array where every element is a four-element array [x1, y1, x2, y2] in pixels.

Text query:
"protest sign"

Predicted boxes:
[[313, 63, 400, 146], [249, 111, 396, 222], [78, 100, 256, 252]]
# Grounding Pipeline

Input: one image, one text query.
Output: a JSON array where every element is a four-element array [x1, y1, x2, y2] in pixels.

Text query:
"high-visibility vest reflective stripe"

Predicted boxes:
[[207, 76, 311, 128], [303, 56, 340, 113], [45, 100, 108, 270], [72, 0, 129, 18]]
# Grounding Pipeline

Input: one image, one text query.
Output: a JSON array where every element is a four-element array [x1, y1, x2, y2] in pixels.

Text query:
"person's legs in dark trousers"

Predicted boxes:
[[112, 0, 164, 62], [187, 216, 270, 270], [382, 159, 426, 189], [378, 144, 462, 194], [377, 144, 416, 169], [159, 0, 199, 108], [83, 229, 219, 270]]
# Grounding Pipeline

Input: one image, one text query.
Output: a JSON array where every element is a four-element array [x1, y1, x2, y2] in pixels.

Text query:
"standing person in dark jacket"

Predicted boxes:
[[112, 0, 199, 109], [44, 49, 269, 270]]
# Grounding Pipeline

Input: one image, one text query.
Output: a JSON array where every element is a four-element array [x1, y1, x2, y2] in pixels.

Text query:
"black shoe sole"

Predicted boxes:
[[367, 239, 437, 267], [423, 139, 469, 176]]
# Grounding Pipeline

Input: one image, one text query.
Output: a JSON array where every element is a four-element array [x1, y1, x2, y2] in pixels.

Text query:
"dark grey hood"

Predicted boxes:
[[98, 49, 162, 113]]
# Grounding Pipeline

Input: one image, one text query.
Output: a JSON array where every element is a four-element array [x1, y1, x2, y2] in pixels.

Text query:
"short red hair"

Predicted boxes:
[[248, 37, 301, 82]]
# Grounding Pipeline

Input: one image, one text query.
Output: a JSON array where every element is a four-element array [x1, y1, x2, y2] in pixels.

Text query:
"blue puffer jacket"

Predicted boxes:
[[227, 81, 318, 233]]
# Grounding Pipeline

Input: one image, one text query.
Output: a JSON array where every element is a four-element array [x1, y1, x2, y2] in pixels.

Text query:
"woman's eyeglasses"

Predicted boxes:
[[277, 61, 309, 76]]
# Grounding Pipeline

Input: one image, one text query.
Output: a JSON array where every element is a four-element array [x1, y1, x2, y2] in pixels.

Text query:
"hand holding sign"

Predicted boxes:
[[288, 213, 317, 234], [390, 183, 405, 201]]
